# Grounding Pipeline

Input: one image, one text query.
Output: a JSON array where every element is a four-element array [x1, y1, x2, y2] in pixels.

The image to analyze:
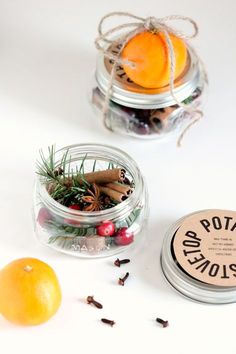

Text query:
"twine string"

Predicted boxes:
[[95, 12, 205, 145]]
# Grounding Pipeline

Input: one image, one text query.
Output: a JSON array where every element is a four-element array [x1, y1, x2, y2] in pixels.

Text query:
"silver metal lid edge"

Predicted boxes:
[[95, 46, 201, 109], [161, 210, 236, 304]]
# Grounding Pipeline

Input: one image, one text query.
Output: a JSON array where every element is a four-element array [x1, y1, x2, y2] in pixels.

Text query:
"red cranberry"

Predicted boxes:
[[68, 204, 81, 211], [64, 204, 81, 225], [96, 221, 115, 237], [114, 227, 134, 246], [37, 207, 52, 227]]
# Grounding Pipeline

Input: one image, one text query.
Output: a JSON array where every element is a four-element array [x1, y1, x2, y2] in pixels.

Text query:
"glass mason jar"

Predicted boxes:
[[33, 144, 148, 258], [91, 42, 207, 140]]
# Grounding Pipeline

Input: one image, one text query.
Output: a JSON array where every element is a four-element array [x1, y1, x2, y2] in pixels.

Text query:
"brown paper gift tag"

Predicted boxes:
[[173, 210, 236, 287]]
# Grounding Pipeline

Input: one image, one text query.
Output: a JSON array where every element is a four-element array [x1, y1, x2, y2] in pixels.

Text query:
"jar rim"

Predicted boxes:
[[161, 210, 236, 304], [95, 45, 201, 109], [37, 143, 144, 224]]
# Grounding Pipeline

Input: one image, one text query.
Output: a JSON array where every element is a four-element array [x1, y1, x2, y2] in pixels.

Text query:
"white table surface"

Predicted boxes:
[[1, 0, 236, 353]]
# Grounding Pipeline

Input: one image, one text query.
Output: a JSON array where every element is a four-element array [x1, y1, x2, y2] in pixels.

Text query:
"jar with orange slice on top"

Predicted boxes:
[[92, 13, 207, 142]]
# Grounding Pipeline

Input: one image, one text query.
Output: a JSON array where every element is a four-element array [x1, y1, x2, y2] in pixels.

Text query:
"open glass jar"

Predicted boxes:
[[91, 42, 207, 140], [33, 144, 148, 258]]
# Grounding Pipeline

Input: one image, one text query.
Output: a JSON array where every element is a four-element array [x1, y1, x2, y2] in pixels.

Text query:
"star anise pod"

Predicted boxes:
[[82, 183, 103, 212]]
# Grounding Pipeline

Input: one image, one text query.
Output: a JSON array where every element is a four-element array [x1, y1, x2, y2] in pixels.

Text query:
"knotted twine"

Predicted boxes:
[[95, 12, 207, 147]]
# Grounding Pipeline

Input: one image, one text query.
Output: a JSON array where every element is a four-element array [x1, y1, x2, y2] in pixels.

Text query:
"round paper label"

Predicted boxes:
[[104, 42, 142, 91], [173, 210, 236, 287]]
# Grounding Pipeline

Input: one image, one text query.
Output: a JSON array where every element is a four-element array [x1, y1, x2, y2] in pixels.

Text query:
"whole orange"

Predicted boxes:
[[0, 258, 61, 325], [121, 31, 187, 88]]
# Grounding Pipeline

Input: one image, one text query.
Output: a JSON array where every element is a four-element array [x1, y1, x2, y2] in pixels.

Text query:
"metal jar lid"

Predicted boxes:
[[161, 210, 236, 304], [95, 42, 201, 109]]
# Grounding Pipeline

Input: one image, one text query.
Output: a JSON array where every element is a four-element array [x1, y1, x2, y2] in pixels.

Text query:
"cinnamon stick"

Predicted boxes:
[[64, 168, 126, 187], [150, 106, 177, 132], [104, 182, 133, 196], [46, 182, 55, 194], [99, 186, 127, 202]]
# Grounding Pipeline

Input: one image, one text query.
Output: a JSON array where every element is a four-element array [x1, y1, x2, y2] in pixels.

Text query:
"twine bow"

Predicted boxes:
[[95, 12, 207, 146]]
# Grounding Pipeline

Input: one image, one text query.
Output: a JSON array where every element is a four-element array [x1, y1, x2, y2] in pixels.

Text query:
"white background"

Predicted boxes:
[[0, 0, 236, 353]]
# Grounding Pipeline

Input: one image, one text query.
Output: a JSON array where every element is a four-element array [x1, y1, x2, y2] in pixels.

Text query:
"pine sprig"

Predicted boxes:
[[79, 153, 87, 174], [45, 207, 142, 251], [45, 219, 96, 236], [36, 145, 68, 184], [36, 146, 90, 206]]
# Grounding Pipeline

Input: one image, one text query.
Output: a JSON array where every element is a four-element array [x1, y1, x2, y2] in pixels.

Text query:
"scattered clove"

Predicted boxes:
[[101, 318, 115, 327], [156, 318, 169, 328], [87, 296, 103, 309], [118, 272, 130, 286], [114, 258, 130, 267]]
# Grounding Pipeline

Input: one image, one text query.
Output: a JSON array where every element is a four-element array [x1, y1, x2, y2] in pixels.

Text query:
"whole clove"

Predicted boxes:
[[114, 258, 130, 267], [101, 318, 115, 327], [118, 272, 130, 286], [87, 296, 103, 309], [156, 317, 169, 328]]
